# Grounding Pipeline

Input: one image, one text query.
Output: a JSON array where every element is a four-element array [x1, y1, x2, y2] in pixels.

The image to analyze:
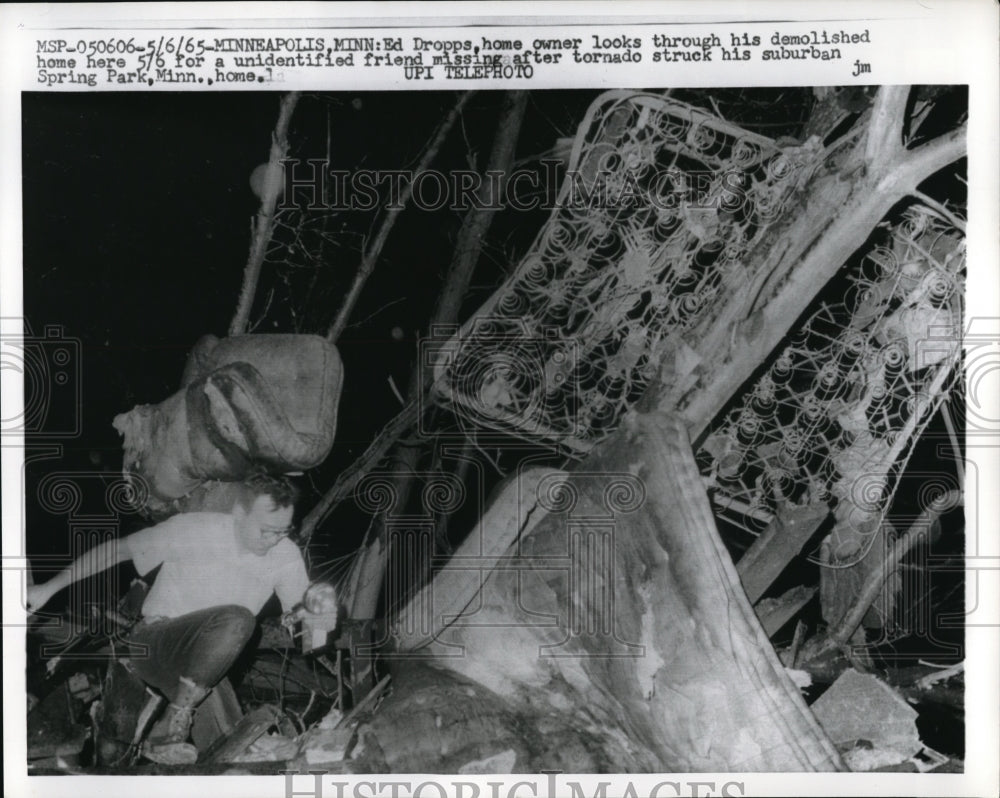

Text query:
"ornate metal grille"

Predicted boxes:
[[700, 206, 964, 534], [432, 90, 965, 539], [433, 90, 807, 451]]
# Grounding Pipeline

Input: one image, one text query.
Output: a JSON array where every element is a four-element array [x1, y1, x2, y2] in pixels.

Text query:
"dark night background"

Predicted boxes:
[[20, 90, 609, 570], [19, 88, 816, 563], [20, 89, 965, 669], [18, 89, 968, 760]]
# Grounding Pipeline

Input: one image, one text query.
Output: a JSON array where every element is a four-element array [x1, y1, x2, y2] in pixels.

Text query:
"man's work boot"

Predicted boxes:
[[142, 676, 209, 765], [128, 690, 165, 762]]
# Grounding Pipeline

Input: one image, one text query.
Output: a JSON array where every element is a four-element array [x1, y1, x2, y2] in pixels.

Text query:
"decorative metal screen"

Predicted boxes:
[[432, 89, 965, 538], [698, 205, 965, 534], [432, 90, 805, 452]]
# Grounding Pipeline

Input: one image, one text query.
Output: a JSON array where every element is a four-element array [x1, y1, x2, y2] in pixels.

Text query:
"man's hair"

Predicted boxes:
[[235, 473, 300, 512]]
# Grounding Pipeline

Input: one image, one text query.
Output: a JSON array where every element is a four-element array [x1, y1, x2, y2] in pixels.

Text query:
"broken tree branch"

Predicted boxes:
[[335, 674, 391, 729], [326, 91, 476, 344], [230, 91, 300, 336], [864, 85, 910, 164], [342, 91, 529, 621], [299, 399, 423, 544], [430, 91, 529, 344]]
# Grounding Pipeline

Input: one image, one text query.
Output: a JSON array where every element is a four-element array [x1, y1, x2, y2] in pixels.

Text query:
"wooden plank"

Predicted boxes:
[[756, 585, 817, 638], [202, 705, 282, 764], [737, 502, 829, 604]]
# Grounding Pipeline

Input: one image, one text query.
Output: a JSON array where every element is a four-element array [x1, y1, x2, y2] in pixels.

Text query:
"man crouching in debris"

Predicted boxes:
[[26, 474, 328, 765]]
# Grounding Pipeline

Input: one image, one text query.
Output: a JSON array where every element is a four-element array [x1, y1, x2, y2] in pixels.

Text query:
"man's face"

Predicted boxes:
[[233, 495, 295, 556]]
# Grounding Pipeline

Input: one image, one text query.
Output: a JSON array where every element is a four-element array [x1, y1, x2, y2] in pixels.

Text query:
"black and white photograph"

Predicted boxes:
[[2, 3, 998, 797]]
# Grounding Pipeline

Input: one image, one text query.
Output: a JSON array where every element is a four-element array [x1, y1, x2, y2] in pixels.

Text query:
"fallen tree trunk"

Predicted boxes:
[[381, 412, 844, 771]]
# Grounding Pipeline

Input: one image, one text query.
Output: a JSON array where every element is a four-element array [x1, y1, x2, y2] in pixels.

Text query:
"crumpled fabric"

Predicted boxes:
[[114, 333, 343, 516]]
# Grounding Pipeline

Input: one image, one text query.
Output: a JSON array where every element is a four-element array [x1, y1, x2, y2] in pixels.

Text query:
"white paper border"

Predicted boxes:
[[2, 3, 997, 797]]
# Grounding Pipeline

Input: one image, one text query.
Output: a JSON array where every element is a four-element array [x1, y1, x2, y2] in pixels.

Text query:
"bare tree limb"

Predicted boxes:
[[864, 85, 910, 164], [299, 399, 422, 544], [829, 490, 961, 647], [300, 93, 480, 544], [429, 91, 529, 343], [343, 92, 530, 620], [230, 91, 300, 336], [326, 91, 476, 344], [893, 123, 967, 190], [302, 92, 526, 550]]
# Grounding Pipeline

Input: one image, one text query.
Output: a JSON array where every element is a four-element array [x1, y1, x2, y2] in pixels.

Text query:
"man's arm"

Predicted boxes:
[[26, 537, 134, 613], [273, 545, 312, 614]]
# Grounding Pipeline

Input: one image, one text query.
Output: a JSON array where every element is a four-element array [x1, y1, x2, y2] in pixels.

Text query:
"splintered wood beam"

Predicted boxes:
[[736, 502, 829, 604], [203, 705, 284, 764], [756, 585, 818, 639]]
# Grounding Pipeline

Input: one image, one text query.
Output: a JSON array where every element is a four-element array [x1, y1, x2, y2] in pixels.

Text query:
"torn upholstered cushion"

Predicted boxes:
[[113, 334, 343, 513]]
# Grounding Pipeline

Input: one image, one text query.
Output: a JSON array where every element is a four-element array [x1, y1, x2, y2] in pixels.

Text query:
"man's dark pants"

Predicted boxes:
[[126, 605, 256, 701]]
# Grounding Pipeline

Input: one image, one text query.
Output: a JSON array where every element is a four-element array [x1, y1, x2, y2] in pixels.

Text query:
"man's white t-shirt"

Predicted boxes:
[[127, 511, 309, 619]]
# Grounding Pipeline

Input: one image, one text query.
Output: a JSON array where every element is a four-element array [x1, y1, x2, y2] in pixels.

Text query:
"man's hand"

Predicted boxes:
[[281, 583, 340, 654], [280, 608, 303, 634], [23, 538, 126, 617], [302, 602, 338, 628], [26, 582, 57, 614], [302, 582, 338, 615]]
